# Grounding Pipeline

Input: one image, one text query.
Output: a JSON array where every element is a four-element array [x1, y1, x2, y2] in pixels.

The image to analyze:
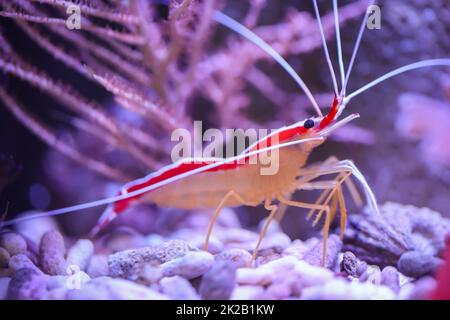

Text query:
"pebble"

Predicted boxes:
[[217, 228, 259, 245], [9, 254, 42, 274], [86, 254, 109, 278], [65, 277, 168, 300], [7, 268, 48, 299], [14, 213, 60, 245], [341, 251, 359, 276], [263, 273, 300, 299], [230, 285, 264, 300], [199, 260, 236, 300], [357, 261, 368, 276], [399, 276, 437, 300], [282, 240, 308, 260], [66, 239, 94, 271], [236, 256, 333, 289], [161, 251, 214, 279], [216, 208, 241, 228], [160, 276, 200, 300], [360, 265, 382, 285], [46, 271, 90, 290], [381, 266, 400, 293], [303, 234, 342, 269], [0, 232, 27, 256], [0, 247, 11, 268], [257, 218, 282, 235], [215, 248, 253, 268], [397, 251, 442, 278], [170, 229, 223, 254], [254, 247, 284, 266], [0, 268, 13, 277], [136, 264, 163, 284], [108, 240, 198, 278], [292, 260, 335, 288], [236, 232, 291, 252], [144, 234, 165, 246], [181, 208, 241, 230], [236, 256, 297, 286], [39, 230, 67, 275], [258, 232, 291, 251], [0, 277, 11, 300], [301, 279, 396, 300], [43, 287, 68, 300], [103, 231, 147, 253]]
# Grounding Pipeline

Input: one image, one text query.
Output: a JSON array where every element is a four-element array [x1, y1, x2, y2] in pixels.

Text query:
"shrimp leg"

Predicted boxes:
[[322, 156, 363, 206], [251, 199, 279, 264], [336, 184, 347, 239], [275, 156, 343, 223], [276, 194, 335, 267], [277, 171, 352, 266], [204, 190, 257, 251], [298, 156, 362, 206], [298, 159, 377, 216]]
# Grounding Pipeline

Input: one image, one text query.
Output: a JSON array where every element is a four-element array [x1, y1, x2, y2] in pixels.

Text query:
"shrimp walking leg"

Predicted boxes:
[[251, 199, 279, 264], [280, 170, 352, 266], [309, 172, 351, 225], [274, 200, 289, 222], [276, 194, 336, 267], [204, 190, 256, 251], [336, 184, 347, 239], [298, 156, 362, 206], [298, 158, 377, 216], [275, 156, 347, 223], [277, 194, 331, 216]]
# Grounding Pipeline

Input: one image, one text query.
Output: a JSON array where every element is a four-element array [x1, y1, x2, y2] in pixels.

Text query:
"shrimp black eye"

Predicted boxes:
[[303, 119, 315, 129]]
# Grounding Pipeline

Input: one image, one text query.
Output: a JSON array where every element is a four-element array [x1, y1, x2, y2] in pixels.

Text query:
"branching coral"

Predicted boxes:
[[0, 0, 368, 184]]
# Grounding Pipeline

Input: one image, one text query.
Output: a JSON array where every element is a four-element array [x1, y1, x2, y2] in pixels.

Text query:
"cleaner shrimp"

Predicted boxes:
[[2, 0, 450, 266]]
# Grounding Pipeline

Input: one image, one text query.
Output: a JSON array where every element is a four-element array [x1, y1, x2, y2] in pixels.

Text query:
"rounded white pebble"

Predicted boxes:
[[14, 212, 60, 245], [0, 277, 11, 300], [216, 248, 253, 268], [0, 233, 27, 256], [66, 239, 94, 271], [9, 254, 42, 274], [230, 285, 264, 300], [236, 256, 298, 285], [160, 276, 200, 300], [301, 279, 396, 300], [86, 255, 109, 278], [161, 251, 214, 279], [65, 277, 168, 300]]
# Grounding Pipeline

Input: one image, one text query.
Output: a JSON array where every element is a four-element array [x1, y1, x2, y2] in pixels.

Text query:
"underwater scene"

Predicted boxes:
[[0, 0, 450, 301]]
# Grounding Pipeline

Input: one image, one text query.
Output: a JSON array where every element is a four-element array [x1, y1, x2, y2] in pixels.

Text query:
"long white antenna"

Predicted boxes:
[[213, 11, 323, 117], [344, 59, 450, 104], [333, 0, 346, 95], [312, 0, 339, 96], [343, 0, 375, 93], [1, 137, 324, 227]]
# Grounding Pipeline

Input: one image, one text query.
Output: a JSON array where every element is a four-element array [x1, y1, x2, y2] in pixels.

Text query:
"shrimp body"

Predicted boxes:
[[112, 96, 341, 216], [113, 125, 325, 213], [128, 137, 321, 210]]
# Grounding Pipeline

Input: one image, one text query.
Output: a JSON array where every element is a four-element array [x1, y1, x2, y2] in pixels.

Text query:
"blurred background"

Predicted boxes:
[[0, 0, 449, 239]]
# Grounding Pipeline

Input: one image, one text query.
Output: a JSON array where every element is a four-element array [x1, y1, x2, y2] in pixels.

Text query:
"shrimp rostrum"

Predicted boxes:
[[3, 0, 450, 266]]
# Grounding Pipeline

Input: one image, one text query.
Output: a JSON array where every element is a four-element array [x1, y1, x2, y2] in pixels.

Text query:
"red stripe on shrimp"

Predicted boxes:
[[318, 95, 339, 129]]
